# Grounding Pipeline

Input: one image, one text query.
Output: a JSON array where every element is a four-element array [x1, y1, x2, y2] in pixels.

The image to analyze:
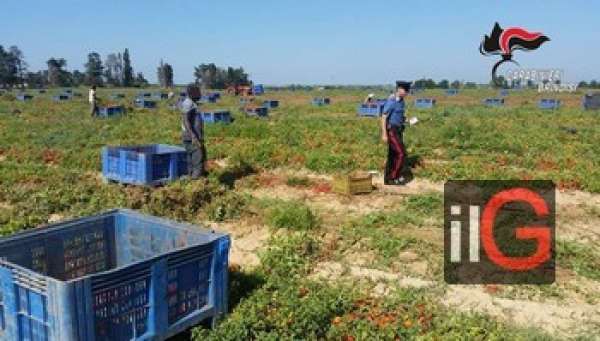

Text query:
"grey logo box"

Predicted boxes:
[[444, 180, 555, 285]]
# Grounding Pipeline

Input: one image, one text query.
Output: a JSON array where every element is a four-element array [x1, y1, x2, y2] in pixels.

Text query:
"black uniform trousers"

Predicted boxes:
[[183, 139, 207, 178], [384, 125, 407, 183]]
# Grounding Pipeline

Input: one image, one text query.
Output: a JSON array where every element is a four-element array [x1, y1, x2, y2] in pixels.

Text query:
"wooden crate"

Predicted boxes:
[[332, 172, 373, 195]]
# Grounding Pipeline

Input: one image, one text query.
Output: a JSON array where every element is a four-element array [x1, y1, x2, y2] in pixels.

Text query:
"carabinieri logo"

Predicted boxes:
[[479, 22, 550, 87]]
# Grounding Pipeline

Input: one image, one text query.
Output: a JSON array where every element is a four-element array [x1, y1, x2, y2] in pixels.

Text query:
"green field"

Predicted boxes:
[[1, 87, 599, 340]]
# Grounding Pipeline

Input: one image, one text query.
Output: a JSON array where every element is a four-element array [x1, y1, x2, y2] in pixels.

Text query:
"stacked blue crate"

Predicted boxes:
[[483, 98, 504, 106], [538, 99, 561, 109], [0, 208, 230, 341], [414, 98, 435, 108]]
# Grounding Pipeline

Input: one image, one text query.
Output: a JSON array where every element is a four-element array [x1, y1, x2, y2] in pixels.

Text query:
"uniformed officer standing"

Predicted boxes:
[[381, 81, 412, 185], [181, 83, 207, 178]]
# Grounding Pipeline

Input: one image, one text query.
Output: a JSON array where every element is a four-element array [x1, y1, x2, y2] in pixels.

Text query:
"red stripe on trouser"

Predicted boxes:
[[388, 130, 404, 179]]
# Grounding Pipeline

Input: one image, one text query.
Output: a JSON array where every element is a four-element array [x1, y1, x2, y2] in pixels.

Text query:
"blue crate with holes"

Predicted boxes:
[[358, 103, 384, 116], [152, 92, 168, 100], [263, 100, 279, 108], [97, 105, 126, 118], [483, 98, 504, 106], [445, 89, 458, 96], [252, 84, 264, 95], [538, 99, 561, 109], [583, 93, 600, 110], [62, 89, 73, 94], [245, 106, 268, 117], [52, 95, 70, 101], [0, 208, 230, 341], [206, 92, 220, 99], [101, 144, 190, 186], [199, 95, 216, 103], [110, 94, 126, 100], [500, 89, 509, 96], [16, 94, 33, 101], [202, 110, 231, 124], [137, 92, 152, 99], [312, 98, 330, 106], [134, 99, 157, 109], [414, 98, 436, 108]]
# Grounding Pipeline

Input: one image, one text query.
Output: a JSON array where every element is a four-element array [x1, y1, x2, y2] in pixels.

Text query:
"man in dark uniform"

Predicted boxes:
[[381, 81, 411, 185], [180, 83, 207, 178]]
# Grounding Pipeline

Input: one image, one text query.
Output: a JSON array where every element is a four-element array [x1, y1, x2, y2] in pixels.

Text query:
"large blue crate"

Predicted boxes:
[[137, 92, 152, 99], [97, 105, 126, 118], [414, 98, 435, 108], [51, 95, 70, 101], [199, 95, 216, 103], [62, 89, 73, 94], [202, 110, 231, 124], [445, 89, 458, 96], [206, 92, 220, 100], [110, 94, 126, 100], [134, 99, 157, 109], [0, 208, 230, 341], [16, 94, 33, 101], [583, 93, 600, 110], [483, 98, 504, 106], [358, 103, 384, 116], [538, 99, 561, 109], [101, 144, 190, 186], [152, 92, 168, 100], [312, 98, 330, 106], [245, 106, 268, 117], [263, 100, 279, 108], [252, 84, 264, 95]]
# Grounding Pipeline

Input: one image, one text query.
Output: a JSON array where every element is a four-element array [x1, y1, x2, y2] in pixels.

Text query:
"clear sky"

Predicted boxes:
[[2, 0, 599, 85]]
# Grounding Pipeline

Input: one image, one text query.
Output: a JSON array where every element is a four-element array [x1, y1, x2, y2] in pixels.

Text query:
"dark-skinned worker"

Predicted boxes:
[[180, 83, 207, 178], [381, 81, 412, 186]]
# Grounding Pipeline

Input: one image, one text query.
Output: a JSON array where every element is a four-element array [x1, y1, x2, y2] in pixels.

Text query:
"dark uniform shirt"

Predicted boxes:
[[382, 97, 405, 128]]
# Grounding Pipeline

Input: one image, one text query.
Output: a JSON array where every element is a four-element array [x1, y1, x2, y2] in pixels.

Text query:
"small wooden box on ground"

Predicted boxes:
[[0, 208, 230, 340], [539, 99, 561, 109], [312, 98, 330, 106], [414, 98, 435, 108], [358, 103, 384, 116], [483, 98, 504, 106], [16, 94, 33, 101], [583, 93, 600, 110], [102, 144, 190, 186], [97, 105, 126, 117], [263, 100, 279, 108], [110, 94, 126, 100], [134, 99, 157, 109], [332, 172, 373, 195], [246, 106, 268, 117], [202, 110, 231, 124]]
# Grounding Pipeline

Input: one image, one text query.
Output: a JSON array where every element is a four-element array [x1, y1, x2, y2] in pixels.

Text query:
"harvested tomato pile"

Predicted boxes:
[[557, 179, 582, 190], [312, 183, 331, 194]]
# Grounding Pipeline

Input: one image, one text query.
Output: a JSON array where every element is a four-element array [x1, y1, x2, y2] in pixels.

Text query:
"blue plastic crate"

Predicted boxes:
[[311, 98, 330, 106], [414, 98, 435, 108], [500, 89, 509, 96], [62, 89, 73, 94], [263, 100, 279, 108], [206, 92, 220, 99], [358, 103, 384, 117], [137, 92, 152, 98], [583, 93, 600, 110], [445, 89, 458, 96], [101, 144, 190, 186], [409, 88, 423, 95], [52, 95, 70, 101], [202, 110, 231, 124], [134, 99, 157, 109], [252, 84, 264, 95], [376, 99, 389, 105], [16, 94, 33, 101], [483, 98, 504, 106], [0, 208, 230, 341], [245, 106, 268, 117], [152, 92, 168, 100], [199, 95, 216, 103], [37, 89, 46, 94], [97, 105, 126, 117], [538, 99, 561, 109], [110, 94, 126, 100]]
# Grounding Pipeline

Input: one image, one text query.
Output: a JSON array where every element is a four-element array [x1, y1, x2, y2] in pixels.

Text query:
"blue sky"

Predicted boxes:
[[3, 0, 599, 85]]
